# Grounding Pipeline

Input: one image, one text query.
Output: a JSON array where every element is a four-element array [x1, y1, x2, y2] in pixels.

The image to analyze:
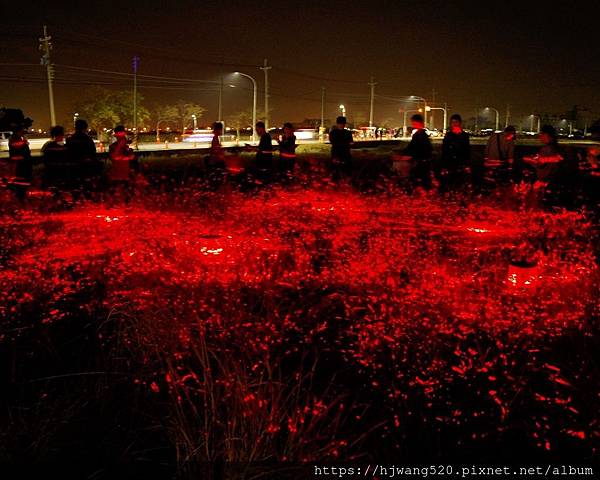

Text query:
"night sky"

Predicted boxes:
[[1, 0, 599, 129]]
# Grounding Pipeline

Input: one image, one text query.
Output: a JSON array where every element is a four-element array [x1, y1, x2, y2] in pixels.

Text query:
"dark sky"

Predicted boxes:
[[1, 0, 599, 130]]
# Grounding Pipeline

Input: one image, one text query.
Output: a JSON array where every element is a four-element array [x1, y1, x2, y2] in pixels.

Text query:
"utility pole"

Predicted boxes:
[[320, 86, 326, 140], [431, 88, 436, 130], [368, 76, 376, 128], [443, 102, 448, 134], [39, 25, 56, 126], [132, 55, 140, 147], [218, 75, 223, 123], [259, 58, 272, 129], [505, 104, 510, 128], [234, 72, 257, 143]]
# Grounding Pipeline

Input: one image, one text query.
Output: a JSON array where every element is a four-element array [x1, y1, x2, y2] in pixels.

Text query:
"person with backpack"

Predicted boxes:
[[483, 125, 517, 190]]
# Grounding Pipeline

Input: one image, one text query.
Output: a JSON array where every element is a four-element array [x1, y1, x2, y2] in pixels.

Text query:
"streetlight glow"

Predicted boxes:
[[529, 114, 541, 133], [484, 107, 500, 131], [233, 71, 258, 143], [408, 96, 428, 127]]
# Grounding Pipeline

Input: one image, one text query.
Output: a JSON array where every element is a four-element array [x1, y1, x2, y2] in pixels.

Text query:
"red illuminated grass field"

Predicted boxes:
[[1, 183, 598, 473]]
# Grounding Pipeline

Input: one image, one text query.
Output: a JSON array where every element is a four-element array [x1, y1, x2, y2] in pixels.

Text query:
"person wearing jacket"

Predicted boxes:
[[329, 116, 354, 181], [482, 125, 517, 189], [66, 118, 99, 192], [440, 114, 470, 193], [109, 125, 135, 183], [7, 125, 32, 201], [277, 122, 297, 181], [41, 125, 70, 190], [402, 113, 432, 191]]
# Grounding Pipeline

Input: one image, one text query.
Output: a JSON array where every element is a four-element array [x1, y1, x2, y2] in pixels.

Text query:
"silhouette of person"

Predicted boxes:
[[523, 125, 575, 206], [41, 125, 69, 190], [402, 113, 432, 191], [329, 116, 353, 181], [440, 114, 470, 193], [277, 122, 297, 181], [248, 121, 273, 183], [205, 122, 226, 189], [483, 125, 516, 189], [109, 125, 135, 183], [66, 119, 98, 191], [8, 125, 32, 201]]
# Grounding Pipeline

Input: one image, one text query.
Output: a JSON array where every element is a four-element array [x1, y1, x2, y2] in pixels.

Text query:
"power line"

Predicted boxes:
[[0, 63, 43, 67], [56, 64, 220, 83], [51, 34, 257, 70]]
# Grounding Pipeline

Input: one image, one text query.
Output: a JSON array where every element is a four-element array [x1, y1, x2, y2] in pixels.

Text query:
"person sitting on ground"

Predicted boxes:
[[399, 113, 433, 191], [440, 114, 470, 193], [329, 116, 354, 181], [41, 125, 69, 190], [484, 125, 516, 188], [109, 125, 135, 184], [277, 122, 297, 180]]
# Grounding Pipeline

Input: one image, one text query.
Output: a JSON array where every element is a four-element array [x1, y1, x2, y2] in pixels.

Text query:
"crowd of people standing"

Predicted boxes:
[[2, 114, 599, 212], [393, 113, 598, 209]]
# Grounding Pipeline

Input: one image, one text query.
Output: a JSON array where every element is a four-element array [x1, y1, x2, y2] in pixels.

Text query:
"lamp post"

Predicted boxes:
[[529, 114, 541, 134], [484, 107, 500, 131], [191, 114, 197, 131], [320, 86, 326, 140], [339, 104, 346, 117], [408, 95, 427, 127], [73, 112, 79, 128], [259, 59, 271, 130], [560, 119, 573, 136], [401, 109, 421, 137], [368, 76, 376, 128], [234, 71, 257, 143], [425, 105, 448, 134]]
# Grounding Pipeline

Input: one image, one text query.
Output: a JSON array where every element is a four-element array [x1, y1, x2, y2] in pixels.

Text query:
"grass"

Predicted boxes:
[[0, 163, 599, 478]]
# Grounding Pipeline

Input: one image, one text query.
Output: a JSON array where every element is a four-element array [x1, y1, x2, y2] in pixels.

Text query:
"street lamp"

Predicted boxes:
[[484, 107, 500, 131], [425, 105, 448, 134], [560, 119, 573, 136], [191, 114, 197, 131], [400, 108, 421, 137], [339, 104, 346, 117], [529, 114, 541, 134], [73, 112, 79, 128], [234, 71, 257, 143], [408, 96, 427, 127]]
